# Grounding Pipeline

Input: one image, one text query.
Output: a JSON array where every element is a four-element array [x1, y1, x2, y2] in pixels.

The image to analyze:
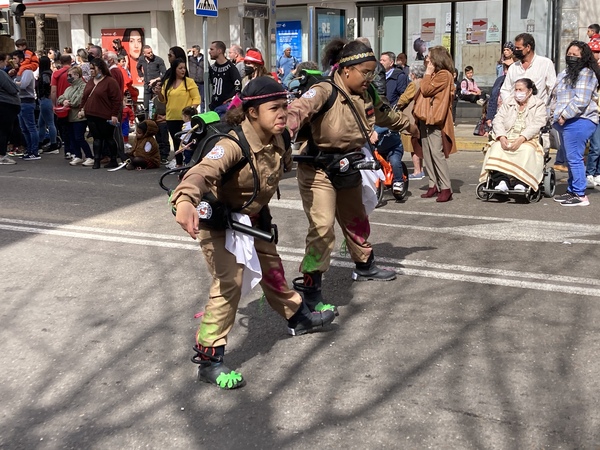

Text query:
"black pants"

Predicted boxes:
[[156, 121, 171, 160], [56, 116, 71, 156], [0, 103, 20, 156], [167, 120, 184, 165], [87, 115, 119, 162]]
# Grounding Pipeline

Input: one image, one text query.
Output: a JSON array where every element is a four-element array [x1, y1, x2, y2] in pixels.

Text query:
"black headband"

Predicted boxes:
[[338, 51, 377, 68]]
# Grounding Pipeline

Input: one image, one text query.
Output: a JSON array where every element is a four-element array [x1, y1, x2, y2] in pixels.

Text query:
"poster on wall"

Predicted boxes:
[[487, 23, 500, 42], [101, 28, 145, 86], [470, 18, 487, 44], [316, 9, 345, 68], [276, 21, 302, 62]]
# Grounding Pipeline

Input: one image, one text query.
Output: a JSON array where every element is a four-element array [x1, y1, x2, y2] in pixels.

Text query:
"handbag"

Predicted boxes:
[[53, 105, 71, 119]]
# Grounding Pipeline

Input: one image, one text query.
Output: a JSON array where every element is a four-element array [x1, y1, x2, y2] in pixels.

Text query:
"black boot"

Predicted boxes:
[[352, 252, 396, 281], [104, 159, 119, 169], [92, 140, 102, 169], [191, 344, 246, 389], [287, 301, 335, 336], [292, 272, 338, 315]]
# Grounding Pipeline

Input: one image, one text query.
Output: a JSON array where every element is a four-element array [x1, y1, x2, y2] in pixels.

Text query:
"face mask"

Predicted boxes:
[[67, 76, 74, 84], [95, 73, 103, 80], [244, 65, 254, 77], [513, 49, 524, 60], [514, 91, 528, 102], [565, 55, 580, 67]]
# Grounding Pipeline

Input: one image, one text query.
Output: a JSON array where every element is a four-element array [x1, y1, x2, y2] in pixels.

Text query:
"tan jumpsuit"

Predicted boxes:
[[286, 71, 411, 274], [170, 119, 301, 348]]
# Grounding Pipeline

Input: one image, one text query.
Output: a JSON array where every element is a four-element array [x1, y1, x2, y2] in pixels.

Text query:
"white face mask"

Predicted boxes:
[[514, 91, 528, 102]]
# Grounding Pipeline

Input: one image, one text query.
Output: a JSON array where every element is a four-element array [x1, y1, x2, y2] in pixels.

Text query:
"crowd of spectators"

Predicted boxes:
[[1, 29, 599, 206]]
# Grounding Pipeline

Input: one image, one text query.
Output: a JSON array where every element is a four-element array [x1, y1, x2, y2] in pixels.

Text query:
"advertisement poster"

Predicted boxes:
[[420, 18, 435, 42], [486, 23, 500, 42], [101, 28, 145, 86], [276, 21, 302, 62], [316, 9, 345, 68]]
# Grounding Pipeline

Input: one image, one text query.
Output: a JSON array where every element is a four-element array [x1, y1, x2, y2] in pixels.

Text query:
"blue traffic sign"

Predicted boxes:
[[195, 0, 218, 17]]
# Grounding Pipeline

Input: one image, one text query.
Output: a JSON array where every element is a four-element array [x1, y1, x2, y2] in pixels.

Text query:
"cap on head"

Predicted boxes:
[[244, 49, 264, 65]]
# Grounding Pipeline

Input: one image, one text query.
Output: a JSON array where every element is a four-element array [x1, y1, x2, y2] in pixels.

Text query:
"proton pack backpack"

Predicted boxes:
[[292, 69, 379, 144]]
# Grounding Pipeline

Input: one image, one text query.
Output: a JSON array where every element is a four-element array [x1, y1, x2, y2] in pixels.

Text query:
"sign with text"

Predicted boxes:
[[276, 21, 302, 62], [421, 18, 435, 42]]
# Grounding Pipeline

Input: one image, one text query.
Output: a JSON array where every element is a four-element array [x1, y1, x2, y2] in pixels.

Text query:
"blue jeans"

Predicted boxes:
[[375, 126, 404, 183], [37, 97, 57, 144], [586, 121, 600, 177], [554, 118, 597, 196], [18, 101, 39, 156], [68, 120, 92, 159]]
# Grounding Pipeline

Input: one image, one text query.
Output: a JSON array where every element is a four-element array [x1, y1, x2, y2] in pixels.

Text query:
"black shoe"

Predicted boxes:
[[198, 362, 246, 389], [191, 344, 245, 389], [92, 159, 101, 169], [287, 302, 335, 336], [104, 159, 119, 169], [292, 272, 338, 315], [352, 252, 396, 282]]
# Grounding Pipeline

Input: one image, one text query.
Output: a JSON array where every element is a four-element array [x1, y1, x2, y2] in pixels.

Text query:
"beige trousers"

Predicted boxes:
[[196, 227, 302, 347], [297, 162, 372, 274], [420, 124, 452, 191]]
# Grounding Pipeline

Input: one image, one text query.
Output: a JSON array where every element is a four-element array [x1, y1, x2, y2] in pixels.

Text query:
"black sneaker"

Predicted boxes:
[[560, 194, 589, 206], [553, 192, 574, 203], [352, 265, 396, 281], [287, 303, 335, 336], [104, 160, 119, 169]]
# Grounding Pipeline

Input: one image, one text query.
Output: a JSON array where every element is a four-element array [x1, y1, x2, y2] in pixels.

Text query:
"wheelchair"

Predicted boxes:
[[476, 126, 558, 203]]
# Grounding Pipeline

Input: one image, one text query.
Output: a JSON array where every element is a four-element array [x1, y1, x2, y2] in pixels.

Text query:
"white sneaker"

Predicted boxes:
[[513, 184, 526, 191], [166, 159, 177, 169], [586, 175, 595, 189], [476, 99, 486, 106], [70, 157, 83, 166], [392, 182, 404, 194], [594, 175, 600, 186], [82, 158, 95, 166], [495, 180, 509, 192], [0, 155, 16, 165]]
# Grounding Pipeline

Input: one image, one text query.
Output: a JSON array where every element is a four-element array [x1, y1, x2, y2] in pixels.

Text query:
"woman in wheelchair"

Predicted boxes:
[[479, 78, 548, 192]]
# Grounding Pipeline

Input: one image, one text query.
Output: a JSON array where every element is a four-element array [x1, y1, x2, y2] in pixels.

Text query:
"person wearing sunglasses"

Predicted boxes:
[[286, 39, 417, 315]]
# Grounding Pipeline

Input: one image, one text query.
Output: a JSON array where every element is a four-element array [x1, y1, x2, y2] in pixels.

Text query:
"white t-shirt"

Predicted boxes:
[[500, 54, 557, 102]]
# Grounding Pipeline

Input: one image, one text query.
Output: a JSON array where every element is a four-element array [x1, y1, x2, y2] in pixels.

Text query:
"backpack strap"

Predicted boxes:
[[220, 126, 252, 189]]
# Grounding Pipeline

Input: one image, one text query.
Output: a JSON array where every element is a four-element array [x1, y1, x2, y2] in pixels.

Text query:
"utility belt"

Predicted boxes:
[[293, 145, 380, 190], [196, 192, 276, 242]]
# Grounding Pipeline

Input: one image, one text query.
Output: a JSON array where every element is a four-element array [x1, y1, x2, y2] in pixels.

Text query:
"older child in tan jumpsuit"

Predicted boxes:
[[171, 77, 335, 390]]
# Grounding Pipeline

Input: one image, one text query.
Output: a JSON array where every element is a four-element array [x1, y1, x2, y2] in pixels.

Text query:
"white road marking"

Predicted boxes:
[[270, 199, 600, 243], [2, 218, 599, 298]]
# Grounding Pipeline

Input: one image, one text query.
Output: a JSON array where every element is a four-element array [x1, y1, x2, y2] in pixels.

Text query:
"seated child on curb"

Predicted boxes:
[[179, 106, 198, 165], [126, 120, 160, 170]]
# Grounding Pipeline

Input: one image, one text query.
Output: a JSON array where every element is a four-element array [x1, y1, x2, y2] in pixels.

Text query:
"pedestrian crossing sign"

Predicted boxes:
[[195, 0, 218, 17]]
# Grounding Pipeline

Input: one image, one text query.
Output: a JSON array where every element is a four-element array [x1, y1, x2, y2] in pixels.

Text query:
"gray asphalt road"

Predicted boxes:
[[1, 152, 599, 449]]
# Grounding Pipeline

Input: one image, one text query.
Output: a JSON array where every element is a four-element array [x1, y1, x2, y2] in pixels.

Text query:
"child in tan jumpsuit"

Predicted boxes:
[[171, 77, 335, 390], [286, 39, 417, 313]]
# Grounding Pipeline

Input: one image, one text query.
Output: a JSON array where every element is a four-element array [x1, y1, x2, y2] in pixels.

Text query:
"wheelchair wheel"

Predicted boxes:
[[392, 162, 410, 201], [476, 182, 490, 201], [375, 179, 385, 207], [525, 187, 543, 203], [543, 167, 556, 198]]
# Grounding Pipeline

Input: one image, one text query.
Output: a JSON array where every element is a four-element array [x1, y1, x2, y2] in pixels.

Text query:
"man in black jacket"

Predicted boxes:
[[137, 45, 166, 113], [379, 51, 408, 106], [188, 45, 205, 105]]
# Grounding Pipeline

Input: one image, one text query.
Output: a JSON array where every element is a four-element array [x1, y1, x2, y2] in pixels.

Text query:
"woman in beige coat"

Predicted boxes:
[[413, 46, 457, 202], [479, 78, 547, 191]]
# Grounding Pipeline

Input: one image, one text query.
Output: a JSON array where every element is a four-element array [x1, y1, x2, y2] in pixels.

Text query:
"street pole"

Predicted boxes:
[[203, 17, 209, 112]]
